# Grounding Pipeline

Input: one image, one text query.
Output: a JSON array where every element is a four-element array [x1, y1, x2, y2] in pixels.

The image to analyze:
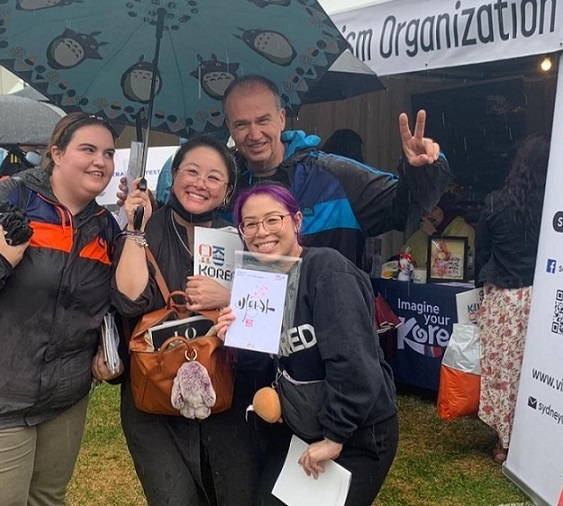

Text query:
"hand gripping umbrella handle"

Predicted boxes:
[[133, 177, 148, 231]]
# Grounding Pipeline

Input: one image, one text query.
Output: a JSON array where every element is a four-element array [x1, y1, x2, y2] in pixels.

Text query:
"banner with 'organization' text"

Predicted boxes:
[[332, 0, 562, 77]]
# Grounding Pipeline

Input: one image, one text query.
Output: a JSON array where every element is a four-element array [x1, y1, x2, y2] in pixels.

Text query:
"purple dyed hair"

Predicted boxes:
[[232, 183, 301, 241]]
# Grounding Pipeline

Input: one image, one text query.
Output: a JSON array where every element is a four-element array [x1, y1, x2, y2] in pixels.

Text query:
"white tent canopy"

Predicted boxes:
[[319, 0, 392, 15]]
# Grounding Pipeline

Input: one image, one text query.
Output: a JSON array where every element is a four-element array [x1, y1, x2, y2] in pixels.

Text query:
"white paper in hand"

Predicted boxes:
[[117, 141, 143, 229], [225, 268, 288, 354], [272, 435, 351, 506], [101, 312, 120, 375]]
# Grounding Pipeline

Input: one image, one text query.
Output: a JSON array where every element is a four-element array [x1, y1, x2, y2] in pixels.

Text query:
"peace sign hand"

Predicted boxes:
[[399, 109, 441, 167]]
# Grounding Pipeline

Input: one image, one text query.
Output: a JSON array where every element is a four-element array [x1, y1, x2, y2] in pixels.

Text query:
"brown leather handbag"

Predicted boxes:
[[128, 249, 234, 416]]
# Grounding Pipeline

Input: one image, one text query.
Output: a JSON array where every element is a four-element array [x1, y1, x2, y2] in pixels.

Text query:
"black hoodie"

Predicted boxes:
[[279, 247, 397, 443]]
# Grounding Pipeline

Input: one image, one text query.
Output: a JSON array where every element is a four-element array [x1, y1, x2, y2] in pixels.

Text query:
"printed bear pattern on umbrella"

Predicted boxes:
[[0, 0, 348, 137]]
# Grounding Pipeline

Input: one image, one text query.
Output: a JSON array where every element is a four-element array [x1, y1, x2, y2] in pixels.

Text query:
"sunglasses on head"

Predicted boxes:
[[60, 114, 118, 144]]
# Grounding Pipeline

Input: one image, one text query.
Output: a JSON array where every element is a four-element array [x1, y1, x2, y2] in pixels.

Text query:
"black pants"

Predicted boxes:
[[120, 377, 265, 506], [257, 414, 399, 506]]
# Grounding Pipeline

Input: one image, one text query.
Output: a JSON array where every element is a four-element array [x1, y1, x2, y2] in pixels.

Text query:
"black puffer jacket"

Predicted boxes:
[[0, 168, 120, 428]]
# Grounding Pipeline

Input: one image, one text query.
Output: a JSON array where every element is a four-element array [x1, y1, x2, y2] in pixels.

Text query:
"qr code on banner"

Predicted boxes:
[[552, 289, 563, 335]]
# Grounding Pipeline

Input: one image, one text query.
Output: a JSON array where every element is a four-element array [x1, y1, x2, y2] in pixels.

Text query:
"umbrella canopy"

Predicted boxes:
[[0, 94, 65, 145], [0, 0, 349, 138], [297, 49, 385, 109], [10, 86, 127, 137], [11, 86, 50, 102]]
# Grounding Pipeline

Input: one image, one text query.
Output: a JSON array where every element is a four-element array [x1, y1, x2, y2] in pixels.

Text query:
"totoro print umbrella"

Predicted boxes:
[[0, 0, 349, 140]]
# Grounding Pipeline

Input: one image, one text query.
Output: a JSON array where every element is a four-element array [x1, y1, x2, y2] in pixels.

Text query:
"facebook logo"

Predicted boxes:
[[547, 259, 557, 274]]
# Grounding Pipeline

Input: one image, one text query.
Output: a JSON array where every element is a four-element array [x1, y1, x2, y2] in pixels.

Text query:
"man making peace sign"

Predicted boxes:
[[223, 74, 451, 266]]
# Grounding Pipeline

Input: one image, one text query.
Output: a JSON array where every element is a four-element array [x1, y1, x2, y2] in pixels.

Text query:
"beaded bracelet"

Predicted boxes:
[[119, 230, 148, 248], [126, 234, 148, 247]]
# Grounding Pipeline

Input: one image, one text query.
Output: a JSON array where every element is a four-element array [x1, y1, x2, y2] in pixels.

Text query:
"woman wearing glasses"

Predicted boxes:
[[112, 135, 269, 506], [216, 184, 399, 506], [0, 112, 122, 504]]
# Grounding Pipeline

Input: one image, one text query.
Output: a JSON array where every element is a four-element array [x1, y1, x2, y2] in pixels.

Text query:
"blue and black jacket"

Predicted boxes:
[[233, 130, 452, 265]]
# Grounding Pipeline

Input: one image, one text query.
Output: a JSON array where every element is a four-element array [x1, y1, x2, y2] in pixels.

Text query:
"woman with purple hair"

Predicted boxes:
[[216, 183, 398, 506]]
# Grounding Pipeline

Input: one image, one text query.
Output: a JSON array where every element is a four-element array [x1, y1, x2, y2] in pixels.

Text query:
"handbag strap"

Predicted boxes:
[[145, 247, 170, 302], [144, 243, 219, 322]]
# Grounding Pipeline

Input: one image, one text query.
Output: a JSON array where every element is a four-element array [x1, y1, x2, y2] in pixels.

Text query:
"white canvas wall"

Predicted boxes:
[[319, 0, 393, 15], [0, 67, 23, 95]]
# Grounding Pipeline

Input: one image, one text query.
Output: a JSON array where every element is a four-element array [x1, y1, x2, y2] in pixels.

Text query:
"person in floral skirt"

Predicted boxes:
[[475, 133, 550, 464]]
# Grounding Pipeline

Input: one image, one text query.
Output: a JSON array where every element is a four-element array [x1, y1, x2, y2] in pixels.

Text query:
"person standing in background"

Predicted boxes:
[[0, 144, 43, 177], [404, 192, 475, 271], [321, 128, 364, 163], [475, 133, 550, 464], [155, 137, 187, 204]]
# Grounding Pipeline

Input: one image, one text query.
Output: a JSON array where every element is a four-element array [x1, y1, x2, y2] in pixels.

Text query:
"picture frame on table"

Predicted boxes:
[[426, 236, 468, 283]]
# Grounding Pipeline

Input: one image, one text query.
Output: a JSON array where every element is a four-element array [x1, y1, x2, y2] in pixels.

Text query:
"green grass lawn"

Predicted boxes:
[[67, 383, 530, 506]]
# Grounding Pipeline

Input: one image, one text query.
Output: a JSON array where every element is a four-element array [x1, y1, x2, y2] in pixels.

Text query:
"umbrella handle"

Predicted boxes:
[[132, 8, 165, 233], [133, 177, 147, 231]]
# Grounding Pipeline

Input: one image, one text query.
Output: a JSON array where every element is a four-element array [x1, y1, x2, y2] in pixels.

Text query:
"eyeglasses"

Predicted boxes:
[[238, 214, 291, 237], [176, 168, 228, 191]]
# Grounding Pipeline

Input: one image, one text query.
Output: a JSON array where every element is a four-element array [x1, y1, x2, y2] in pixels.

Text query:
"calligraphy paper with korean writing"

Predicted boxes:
[[225, 268, 288, 354], [233, 251, 302, 334]]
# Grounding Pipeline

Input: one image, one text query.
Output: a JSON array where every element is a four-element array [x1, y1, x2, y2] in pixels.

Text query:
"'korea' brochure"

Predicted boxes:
[[193, 226, 243, 290]]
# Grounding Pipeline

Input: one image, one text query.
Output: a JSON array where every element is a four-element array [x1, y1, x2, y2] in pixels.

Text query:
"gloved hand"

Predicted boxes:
[[0, 201, 33, 245]]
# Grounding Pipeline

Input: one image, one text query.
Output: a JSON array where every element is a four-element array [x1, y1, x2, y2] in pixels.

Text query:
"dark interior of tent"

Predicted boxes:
[[294, 53, 558, 227]]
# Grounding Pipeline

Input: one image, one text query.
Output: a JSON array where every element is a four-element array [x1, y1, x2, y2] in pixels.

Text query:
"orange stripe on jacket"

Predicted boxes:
[[28, 221, 111, 265], [29, 221, 72, 252], [80, 237, 111, 265]]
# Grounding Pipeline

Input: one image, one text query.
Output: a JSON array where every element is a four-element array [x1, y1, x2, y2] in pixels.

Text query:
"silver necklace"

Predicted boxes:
[[171, 213, 193, 257]]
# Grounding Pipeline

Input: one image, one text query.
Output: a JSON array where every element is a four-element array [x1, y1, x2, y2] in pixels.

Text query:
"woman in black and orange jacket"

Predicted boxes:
[[0, 113, 122, 505]]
